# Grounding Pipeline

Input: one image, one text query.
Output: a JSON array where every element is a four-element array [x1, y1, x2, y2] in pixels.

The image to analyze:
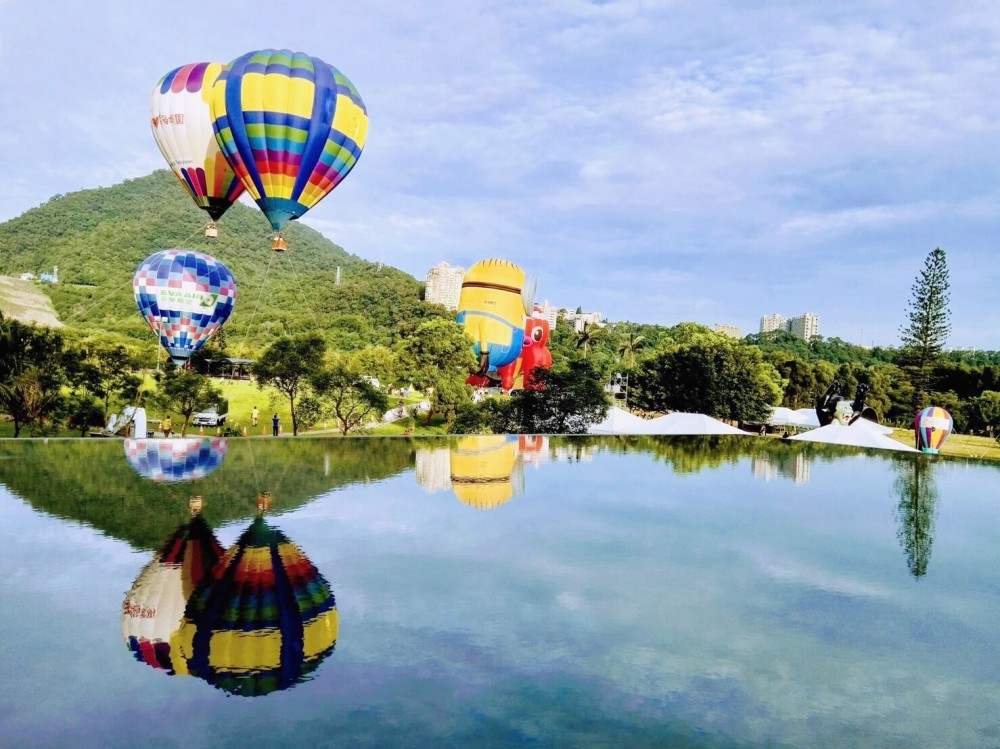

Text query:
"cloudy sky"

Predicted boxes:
[[1, 0, 998, 347]]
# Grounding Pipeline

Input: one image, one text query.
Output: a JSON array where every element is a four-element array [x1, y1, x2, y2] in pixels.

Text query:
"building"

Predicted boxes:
[[562, 309, 603, 333], [759, 312, 820, 341], [788, 313, 819, 341], [759, 314, 787, 334], [424, 262, 465, 310], [533, 299, 558, 329], [714, 323, 742, 339]]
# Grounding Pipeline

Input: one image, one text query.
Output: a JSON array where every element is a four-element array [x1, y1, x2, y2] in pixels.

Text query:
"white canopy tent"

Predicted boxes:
[[587, 407, 660, 435], [767, 407, 812, 428], [788, 419, 917, 452], [643, 412, 753, 435]]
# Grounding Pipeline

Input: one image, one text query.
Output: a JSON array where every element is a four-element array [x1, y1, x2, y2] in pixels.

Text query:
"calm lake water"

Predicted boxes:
[[1, 435, 998, 748]]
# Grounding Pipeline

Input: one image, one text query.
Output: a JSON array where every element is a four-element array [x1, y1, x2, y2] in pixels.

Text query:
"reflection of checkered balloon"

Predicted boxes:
[[134, 249, 236, 366], [124, 438, 228, 482]]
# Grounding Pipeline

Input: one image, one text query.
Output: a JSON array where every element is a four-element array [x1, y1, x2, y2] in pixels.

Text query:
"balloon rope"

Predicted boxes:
[[61, 277, 136, 325], [282, 253, 322, 332], [238, 251, 277, 357]]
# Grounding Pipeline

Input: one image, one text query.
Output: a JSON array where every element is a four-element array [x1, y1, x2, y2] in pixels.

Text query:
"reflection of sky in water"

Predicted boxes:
[[2, 442, 1000, 747]]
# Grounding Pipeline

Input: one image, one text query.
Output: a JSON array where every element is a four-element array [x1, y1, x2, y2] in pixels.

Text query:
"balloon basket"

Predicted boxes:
[[271, 234, 288, 252], [189, 496, 204, 514], [257, 492, 272, 513], [204, 222, 219, 239]]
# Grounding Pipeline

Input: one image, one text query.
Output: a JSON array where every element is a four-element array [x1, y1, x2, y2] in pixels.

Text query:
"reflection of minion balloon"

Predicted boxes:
[[914, 406, 953, 454], [456, 259, 535, 377], [173, 514, 338, 697], [124, 438, 227, 482], [449, 436, 523, 510], [121, 508, 225, 675]]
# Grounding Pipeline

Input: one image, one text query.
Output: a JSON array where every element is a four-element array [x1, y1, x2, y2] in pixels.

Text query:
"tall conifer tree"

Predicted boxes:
[[899, 247, 951, 406]]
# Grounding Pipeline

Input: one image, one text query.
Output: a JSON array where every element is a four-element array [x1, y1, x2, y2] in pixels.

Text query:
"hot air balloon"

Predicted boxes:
[[173, 511, 338, 696], [124, 438, 228, 482], [456, 259, 535, 380], [915, 406, 953, 454], [449, 436, 523, 510], [210, 49, 368, 251], [151, 62, 246, 237], [121, 504, 225, 675], [497, 313, 553, 391], [134, 249, 236, 368]]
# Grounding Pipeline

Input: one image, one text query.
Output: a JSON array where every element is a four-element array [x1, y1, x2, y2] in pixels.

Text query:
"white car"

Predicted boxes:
[[192, 409, 227, 427]]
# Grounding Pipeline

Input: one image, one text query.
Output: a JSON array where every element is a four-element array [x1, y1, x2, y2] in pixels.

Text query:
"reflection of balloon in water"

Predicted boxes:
[[174, 515, 338, 697], [915, 406, 953, 454], [124, 438, 227, 482], [151, 62, 246, 236], [457, 259, 535, 378], [133, 249, 236, 367], [121, 512, 225, 674], [449, 435, 522, 509], [210, 48, 368, 250]]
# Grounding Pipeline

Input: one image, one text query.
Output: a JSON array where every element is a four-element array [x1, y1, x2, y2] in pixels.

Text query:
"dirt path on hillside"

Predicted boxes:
[[0, 276, 63, 327]]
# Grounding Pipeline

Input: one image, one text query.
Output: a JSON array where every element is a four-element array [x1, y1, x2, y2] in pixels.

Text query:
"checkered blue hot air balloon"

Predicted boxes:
[[124, 438, 228, 482], [210, 49, 368, 251], [134, 249, 236, 367], [915, 406, 953, 454], [150, 63, 246, 237]]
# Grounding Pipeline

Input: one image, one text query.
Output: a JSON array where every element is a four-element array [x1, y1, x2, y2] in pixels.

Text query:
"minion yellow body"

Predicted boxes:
[[456, 259, 534, 373]]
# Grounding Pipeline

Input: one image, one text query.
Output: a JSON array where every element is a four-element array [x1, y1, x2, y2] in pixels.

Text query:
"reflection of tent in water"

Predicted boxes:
[[789, 419, 917, 452], [124, 438, 228, 482], [121, 506, 225, 674], [449, 436, 523, 509], [173, 512, 338, 697]]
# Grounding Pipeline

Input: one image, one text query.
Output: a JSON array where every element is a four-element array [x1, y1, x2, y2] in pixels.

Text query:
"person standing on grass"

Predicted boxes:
[[161, 416, 173, 438], [251, 406, 259, 428], [272, 413, 280, 437]]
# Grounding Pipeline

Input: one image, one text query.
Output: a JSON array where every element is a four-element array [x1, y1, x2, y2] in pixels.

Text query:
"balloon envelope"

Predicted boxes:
[[151, 62, 245, 221], [449, 436, 522, 509], [122, 515, 225, 674], [210, 49, 368, 232], [915, 406, 953, 453], [125, 438, 227, 482], [456, 259, 534, 373], [174, 516, 338, 696], [133, 249, 236, 367]]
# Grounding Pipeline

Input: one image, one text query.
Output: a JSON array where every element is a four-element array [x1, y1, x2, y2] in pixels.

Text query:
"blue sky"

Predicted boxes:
[[1, 0, 998, 347]]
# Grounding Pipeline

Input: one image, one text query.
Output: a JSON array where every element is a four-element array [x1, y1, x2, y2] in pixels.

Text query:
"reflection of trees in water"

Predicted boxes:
[[893, 457, 939, 578]]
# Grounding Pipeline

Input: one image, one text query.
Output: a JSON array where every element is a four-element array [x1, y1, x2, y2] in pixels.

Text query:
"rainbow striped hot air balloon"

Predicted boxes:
[[133, 249, 236, 367], [173, 515, 338, 697], [210, 49, 368, 251], [151, 62, 246, 237], [915, 406, 953, 454]]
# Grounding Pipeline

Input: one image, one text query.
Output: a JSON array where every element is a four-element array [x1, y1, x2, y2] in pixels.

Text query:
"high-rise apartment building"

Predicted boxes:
[[788, 313, 819, 341], [759, 314, 787, 334], [424, 262, 465, 310]]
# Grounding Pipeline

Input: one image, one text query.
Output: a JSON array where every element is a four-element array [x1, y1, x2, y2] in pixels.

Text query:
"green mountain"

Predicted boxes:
[[0, 171, 430, 353]]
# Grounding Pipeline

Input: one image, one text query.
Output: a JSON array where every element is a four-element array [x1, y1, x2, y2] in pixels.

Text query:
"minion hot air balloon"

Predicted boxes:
[[133, 249, 236, 368], [173, 501, 338, 697], [914, 406, 953, 454], [210, 49, 368, 252], [456, 259, 535, 380], [151, 62, 246, 237]]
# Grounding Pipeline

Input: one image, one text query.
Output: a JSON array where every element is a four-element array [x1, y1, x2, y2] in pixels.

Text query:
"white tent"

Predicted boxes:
[[587, 407, 659, 435], [793, 408, 822, 428], [788, 419, 917, 452], [768, 407, 812, 427], [644, 412, 752, 435]]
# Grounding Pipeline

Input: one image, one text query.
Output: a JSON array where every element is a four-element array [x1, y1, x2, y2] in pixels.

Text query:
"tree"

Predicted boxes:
[[968, 390, 1000, 438], [253, 334, 327, 436], [899, 248, 951, 406], [155, 368, 223, 436], [311, 355, 390, 435], [396, 318, 477, 425], [0, 316, 68, 436], [617, 326, 646, 369], [574, 321, 604, 359]]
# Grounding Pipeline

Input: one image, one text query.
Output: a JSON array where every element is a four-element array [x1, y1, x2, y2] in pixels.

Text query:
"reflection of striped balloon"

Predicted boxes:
[[174, 516, 337, 697], [124, 438, 227, 482], [121, 515, 225, 675], [151, 62, 245, 220], [211, 48, 368, 232], [915, 406, 953, 454], [133, 249, 236, 367]]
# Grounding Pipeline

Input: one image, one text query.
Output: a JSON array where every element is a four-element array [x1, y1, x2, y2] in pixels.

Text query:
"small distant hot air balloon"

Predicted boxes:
[[456, 259, 535, 380], [121, 505, 225, 675], [133, 249, 236, 368], [151, 62, 246, 237], [449, 436, 523, 510], [124, 438, 228, 482], [211, 49, 368, 251], [173, 512, 338, 697], [915, 406, 953, 454]]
